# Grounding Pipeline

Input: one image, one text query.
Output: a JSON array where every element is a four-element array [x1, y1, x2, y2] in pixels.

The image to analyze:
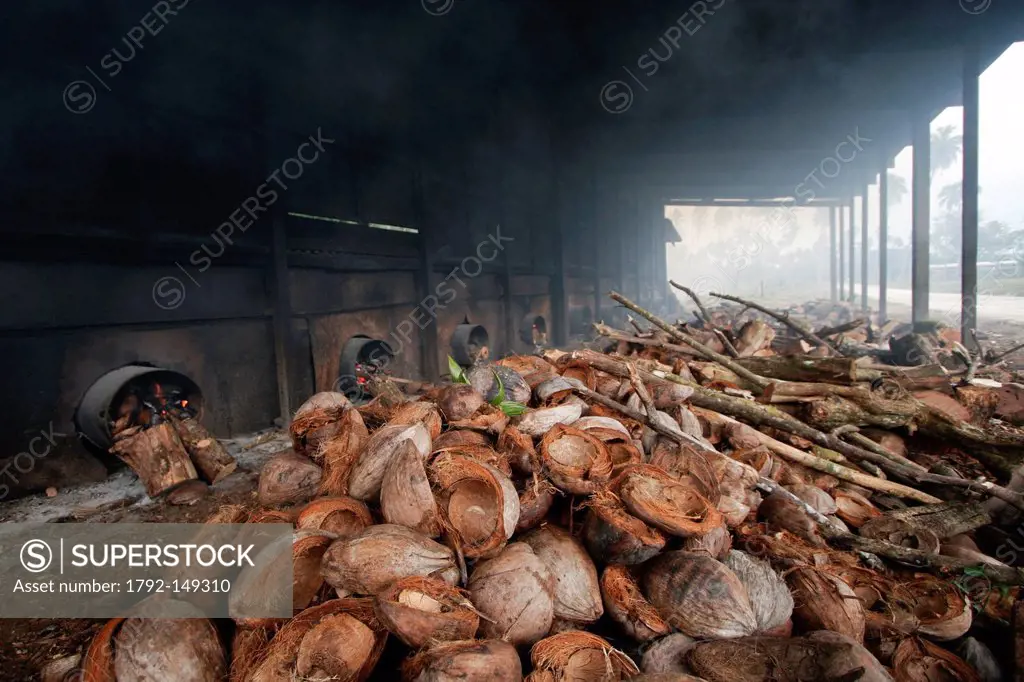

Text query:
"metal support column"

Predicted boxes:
[[592, 178, 603, 323], [829, 206, 838, 302], [861, 187, 869, 311], [413, 166, 440, 380], [838, 205, 846, 300], [962, 40, 980, 349], [551, 168, 569, 346], [879, 169, 889, 322], [270, 214, 292, 425], [848, 200, 855, 301], [911, 114, 932, 328]]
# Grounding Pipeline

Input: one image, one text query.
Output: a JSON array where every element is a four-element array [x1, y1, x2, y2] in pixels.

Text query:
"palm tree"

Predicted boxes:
[[930, 125, 963, 176], [938, 181, 963, 214], [886, 172, 908, 207]]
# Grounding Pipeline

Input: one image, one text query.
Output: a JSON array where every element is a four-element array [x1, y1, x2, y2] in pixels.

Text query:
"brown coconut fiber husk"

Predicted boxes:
[[347, 422, 431, 502], [431, 442, 513, 477], [389, 400, 443, 439], [617, 464, 724, 538], [859, 517, 942, 556], [402, 639, 523, 682], [112, 618, 227, 682], [316, 406, 369, 496], [375, 576, 480, 648], [248, 598, 386, 682], [682, 524, 732, 560], [433, 428, 491, 450], [429, 453, 519, 558], [893, 637, 981, 682], [468, 542, 556, 647], [826, 565, 893, 610], [381, 439, 442, 537], [205, 503, 253, 524], [296, 496, 373, 537], [357, 395, 398, 427], [786, 566, 866, 643], [516, 403, 584, 438], [729, 447, 774, 478], [321, 524, 459, 595], [517, 476, 559, 533], [648, 440, 722, 505], [834, 488, 882, 528], [450, 402, 511, 435], [721, 550, 794, 634], [290, 392, 351, 455], [521, 524, 604, 624], [530, 630, 639, 680], [642, 551, 757, 640], [247, 508, 295, 524], [79, 618, 124, 682], [257, 450, 323, 507], [541, 423, 613, 495], [784, 483, 838, 516], [893, 575, 972, 641], [229, 625, 275, 682], [686, 633, 892, 682], [601, 564, 671, 642], [438, 384, 486, 421], [583, 491, 666, 565], [640, 633, 698, 676], [498, 423, 539, 474]]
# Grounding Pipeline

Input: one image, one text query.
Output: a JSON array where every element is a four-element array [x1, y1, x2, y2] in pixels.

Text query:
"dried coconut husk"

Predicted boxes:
[[389, 400, 443, 439], [784, 483, 837, 516], [206, 503, 254, 524], [432, 442, 513, 477], [859, 517, 941, 556], [468, 542, 556, 647], [722, 550, 793, 634], [893, 637, 981, 682], [348, 423, 431, 501], [100, 617, 226, 682], [316, 407, 369, 496], [686, 633, 891, 682], [540, 423, 613, 495], [587, 403, 644, 439], [402, 639, 522, 682], [521, 525, 604, 624], [381, 440, 442, 537], [786, 566, 866, 643], [374, 576, 480, 648], [582, 422, 643, 478], [834, 488, 882, 528], [826, 565, 892, 610], [258, 450, 323, 507], [715, 492, 751, 528], [583, 491, 666, 565], [536, 376, 576, 405], [249, 598, 386, 682], [640, 633, 697, 675], [893, 576, 972, 641], [682, 524, 732, 560], [321, 524, 458, 595], [498, 424, 539, 474], [642, 551, 757, 640], [296, 496, 373, 537], [432, 428, 491, 450], [617, 464, 724, 538], [248, 508, 295, 524], [467, 364, 532, 404], [429, 453, 520, 558], [757, 491, 826, 547], [601, 564, 671, 642], [517, 403, 584, 437], [530, 630, 639, 681], [648, 441, 721, 505], [574, 416, 632, 438], [439, 384, 486, 421], [518, 476, 560, 532], [561, 363, 598, 391], [729, 447, 774, 477], [290, 392, 352, 455], [450, 402, 511, 434], [356, 395, 397, 427], [498, 353, 558, 378], [865, 609, 921, 664], [230, 625, 275, 682]]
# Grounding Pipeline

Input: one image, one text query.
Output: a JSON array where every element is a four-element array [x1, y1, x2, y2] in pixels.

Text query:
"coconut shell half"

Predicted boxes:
[[521, 525, 604, 625], [429, 454, 520, 558], [258, 451, 323, 507], [617, 464, 724, 538], [296, 496, 373, 537], [893, 637, 981, 682], [721, 550, 793, 634], [786, 566, 866, 643], [530, 630, 639, 680], [317, 408, 370, 496], [321, 524, 458, 595], [583, 491, 666, 565], [894, 576, 972, 641], [540, 424, 613, 495], [468, 542, 556, 647], [641, 551, 757, 640], [389, 400, 443, 439], [402, 639, 522, 682], [348, 423, 431, 502], [381, 439, 442, 537], [601, 564, 671, 643], [375, 576, 480, 648]]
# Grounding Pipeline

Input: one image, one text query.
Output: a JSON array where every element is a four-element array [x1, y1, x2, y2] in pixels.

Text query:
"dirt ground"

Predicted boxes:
[[0, 429, 288, 680]]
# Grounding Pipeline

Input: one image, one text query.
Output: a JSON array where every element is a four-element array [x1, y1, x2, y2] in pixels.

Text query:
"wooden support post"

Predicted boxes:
[[912, 113, 932, 329], [962, 39, 980, 351], [848, 199, 856, 302], [861, 186, 869, 312], [551, 165, 569, 346], [838, 203, 846, 300], [829, 206, 838, 302], [270, 213, 292, 426], [592, 176, 603, 324], [879, 167, 889, 323], [414, 165, 440, 380]]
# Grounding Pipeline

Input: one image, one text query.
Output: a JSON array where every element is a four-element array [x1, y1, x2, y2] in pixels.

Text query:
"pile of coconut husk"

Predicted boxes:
[[72, 288, 1024, 682]]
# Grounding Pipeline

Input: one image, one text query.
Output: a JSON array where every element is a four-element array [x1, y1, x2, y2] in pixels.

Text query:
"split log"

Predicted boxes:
[[170, 415, 237, 484], [110, 422, 198, 497], [735, 356, 868, 385], [734, 320, 775, 357], [884, 502, 991, 539]]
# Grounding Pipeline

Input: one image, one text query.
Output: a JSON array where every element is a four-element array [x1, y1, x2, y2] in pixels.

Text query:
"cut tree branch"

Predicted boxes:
[[710, 291, 841, 355]]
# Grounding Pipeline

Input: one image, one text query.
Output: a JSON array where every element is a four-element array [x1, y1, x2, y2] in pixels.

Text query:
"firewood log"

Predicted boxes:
[[110, 422, 198, 497], [170, 415, 237, 484]]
